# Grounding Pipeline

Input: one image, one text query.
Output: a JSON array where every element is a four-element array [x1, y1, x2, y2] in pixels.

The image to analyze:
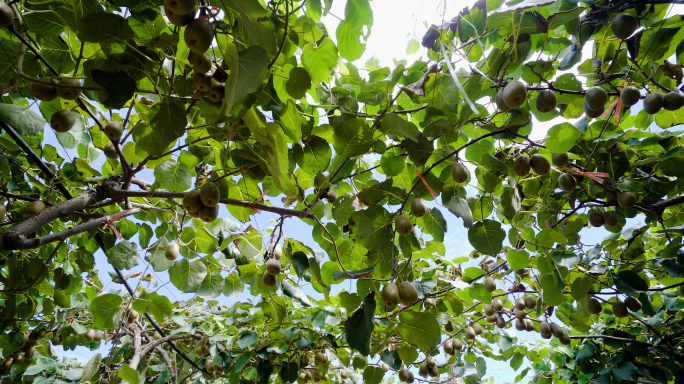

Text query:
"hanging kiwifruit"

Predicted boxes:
[[585, 87, 608, 110], [472, 322, 483, 335], [663, 92, 684, 111], [444, 320, 454, 332], [540, 321, 552, 339], [164, 6, 196, 27], [266, 259, 282, 276], [50, 109, 77, 133], [411, 197, 428, 218], [617, 191, 636, 208], [558, 173, 577, 191], [85, 329, 96, 340], [484, 276, 496, 292], [381, 283, 400, 308], [536, 90, 557, 112], [183, 190, 203, 212], [163, 0, 197, 15], [93, 331, 104, 342], [515, 319, 525, 331], [529, 154, 550, 175], [425, 355, 436, 368], [524, 319, 535, 332], [643, 92, 664, 114], [30, 78, 58, 101], [193, 72, 216, 92], [398, 281, 418, 305], [104, 142, 118, 159], [443, 339, 454, 355], [586, 298, 602, 314], [483, 304, 494, 316], [104, 121, 124, 141], [198, 204, 219, 223], [492, 298, 503, 312], [25, 201, 46, 217], [200, 181, 220, 207], [465, 326, 476, 340], [0, 3, 14, 26], [496, 314, 506, 329], [453, 338, 463, 350], [515, 309, 526, 321], [515, 298, 526, 311], [315, 351, 328, 365], [524, 295, 537, 309], [326, 189, 338, 202], [190, 51, 213, 73], [495, 91, 511, 112], [262, 271, 276, 287], [184, 18, 214, 53], [56, 78, 82, 100], [451, 162, 469, 183], [514, 155, 531, 177], [165, 243, 179, 261], [550, 323, 564, 339], [552, 152, 569, 167], [611, 13, 638, 40], [486, 314, 496, 323], [588, 211, 604, 227], [584, 102, 604, 118], [340, 369, 349, 380], [427, 364, 439, 378], [268, 243, 283, 260], [619, 86, 640, 107], [612, 301, 629, 317], [395, 215, 413, 236], [207, 86, 224, 103], [603, 211, 618, 227], [502, 80, 527, 108], [398, 367, 410, 382], [418, 363, 429, 377], [624, 296, 642, 312]]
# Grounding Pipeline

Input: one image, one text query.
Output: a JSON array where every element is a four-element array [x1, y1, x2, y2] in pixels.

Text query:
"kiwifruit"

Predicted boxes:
[[426, 355, 436, 368], [0, 3, 14, 26], [611, 13, 638, 40], [3, 358, 12, 367], [486, 314, 496, 323], [536, 90, 557, 112], [502, 80, 527, 108], [663, 92, 684, 111], [340, 369, 349, 380], [483, 304, 494, 316], [558, 173, 577, 191], [14, 352, 25, 364], [193, 72, 215, 92], [524, 319, 535, 332], [304, 370, 312, 382], [163, 0, 197, 15], [50, 109, 76, 133], [515, 319, 525, 331], [443, 339, 454, 355], [128, 310, 139, 323], [411, 197, 428, 218], [298, 372, 307, 382], [643, 93, 664, 114], [205, 359, 214, 372], [624, 296, 642, 312], [540, 321, 552, 339], [104, 121, 124, 141], [584, 102, 604, 118], [427, 364, 439, 378], [266, 259, 281, 276], [524, 295, 537, 309], [165, 243, 179, 261], [182, 190, 203, 212], [495, 92, 511, 112], [515, 309, 526, 321], [184, 18, 214, 53], [85, 329, 96, 340], [30, 78, 58, 101], [398, 281, 418, 305], [93, 331, 104, 342], [588, 211, 605, 227], [514, 155, 531, 177], [617, 191, 636, 208], [198, 204, 219, 223], [207, 85, 224, 103], [444, 320, 454, 332], [326, 189, 338, 202], [164, 6, 196, 27], [25, 201, 46, 217], [529, 154, 550, 175], [399, 367, 409, 382], [585, 87, 608, 110], [381, 283, 400, 308], [465, 326, 476, 340], [606, 142, 621, 154], [200, 181, 220, 207], [0, 204, 6, 219], [395, 215, 413, 236], [451, 162, 469, 183], [603, 211, 618, 227], [586, 298, 602, 314], [262, 271, 276, 287], [492, 298, 503, 312], [496, 314, 506, 329], [552, 152, 569, 167], [425, 297, 436, 307], [472, 322, 483, 335], [453, 338, 463, 350], [515, 298, 526, 311], [620, 86, 640, 107], [315, 351, 327, 365], [612, 301, 628, 317], [407, 372, 414, 383], [190, 51, 212, 73], [559, 332, 571, 345], [152, 332, 161, 340], [680, 285, 684, 296], [484, 276, 496, 292], [104, 142, 118, 159], [56, 78, 82, 100], [268, 243, 282, 260], [550, 323, 563, 339], [418, 363, 429, 377], [313, 370, 323, 382]]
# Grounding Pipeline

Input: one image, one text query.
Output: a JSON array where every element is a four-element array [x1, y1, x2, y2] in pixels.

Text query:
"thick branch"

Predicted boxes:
[[140, 334, 202, 357]]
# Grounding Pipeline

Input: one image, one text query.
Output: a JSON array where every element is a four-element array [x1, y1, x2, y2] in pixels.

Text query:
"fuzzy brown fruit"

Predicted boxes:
[[484, 276, 496, 292], [425, 355, 436, 368], [495, 92, 511, 112], [443, 339, 454, 355], [411, 197, 428, 218], [514, 155, 531, 177], [444, 320, 454, 332], [603, 211, 619, 227], [451, 162, 469, 183], [584, 102, 604, 118], [586, 298, 602, 314], [56, 78, 82, 100], [524, 295, 537, 309], [104, 142, 118, 159], [104, 121, 124, 141], [483, 304, 494, 316], [625, 296, 642, 312], [198, 204, 219, 223], [619, 86, 640, 107], [381, 283, 400, 308], [552, 152, 569, 167], [190, 51, 212, 73], [611, 13, 638, 40], [585, 87, 608, 110], [515, 298, 526, 311], [163, 0, 197, 15], [207, 86, 224, 103], [529, 154, 550, 175], [0, 3, 14, 26], [164, 6, 196, 27], [643, 93, 664, 114], [515, 309, 526, 321], [395, 215, 413, 236], [398, 281, 418, 305], [515, 319, 525, 331], [200, 182, 220, 207], [182, 190, 202, 213], [524, 319, 535, 332], [550, 323, 563, 339], [536, 90, 557, 112], [418, 364, 428, 377], [85, 329, 96, 340], [472, 322, 483, 335], [465, 326, 476, 340], [558, 173, 577, 191], [502, 80, 527, 108], [612, 301, 629, 317], [50, 109, 76, 133], [588, 211, 605, 227], [266, 259, 282, 276], [25, 201, 46, 217], [192, 72, 215, 92], [540, 321, 552, 339], [30, 78, 58, 101], [315, 351, 328, 365], [165, 243, 179, 261], [492, 298, 503, 312], [184, 18, 214, 53], [496, 314, 506, 329], [663, 92, 684, 111], [617, 192, 636, 209], [268, 243, 282, 260], [262, 271, 276, 287]]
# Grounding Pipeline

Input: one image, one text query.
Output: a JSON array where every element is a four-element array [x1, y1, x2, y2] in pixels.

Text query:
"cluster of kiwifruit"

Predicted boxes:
[[297, 369, 329, 383], [0, 329, 42, 375], [102, 121, 126, 160], [513, 153, 551, 177], [588, 209, 619, 228], [397, 366, 416, 383], [204, 357, 225, 376], [182, 181, 220, 222], [262, 247, 283, 288], [194, 342, 211, 355], [24, 200, 46, 217], [30, 77, 83, 134], [586, 295, 642, 317], [380, 281, 419, 308], [85, 328, 104, 342], [417, 355, 440, 378]]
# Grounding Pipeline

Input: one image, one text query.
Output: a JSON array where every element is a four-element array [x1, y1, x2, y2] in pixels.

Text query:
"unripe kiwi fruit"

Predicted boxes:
[[193, 72, 215, 92], [612, 301, 629, 317], [198, 204, 219, 223], [451, 162, 468, 183], [93, 331, 104, 342], [427, 364, 439, 378], [515, 298, 526, 311], [397, 281, 418, 305], [266, 259, 281, 276], [465, 326, 476, 340], [31, 78, 58, 101], [617, 191, 636, 208], [444, 320, 454, 332], [552, 152, 569, 167], [624, 296, 642, 312], [200, 181, 220, 207], [585, 87, 608, 110], [524, 319, 535, 332], [407, 371, 414, 383], [515, 319, 525, 331], [411, 197, 428, 218], [165, 243, 179, 261], [586, 298, 602, 314], [529, 154, 550, 175], [315, 351, 327, 365], [540, 321, 552, 339], [483, 304, 494, 316], [0, 3, 14, 26], [85, 329, 96, 340], [395, 215, 413, 236], [496, 314, 506, 329], [472, 322, 483, 335], [603, 211, 618, 227], [56, 78, 82, 100], [104, 142, 119, 159], [443, 339, 454, 355], [418, 364, 429, 377], [643, 93, 664, 114], [207, 86, 224, 103], [425, 355, 436, 368], [502, 80, 527, 108], [663, 92, 684, 111], [584, 102, 604, 118], [398, 367, 409, 382], [484, 276, 496, 292], [164, 6, 196, 27], [495, 92, 511, 112], [588, 211, 605, 227], [550, 323, 563, 339], [262, 271, 276, 287], [25, 201, 46, 217], [453, 338, 463, 350], [491, 298, 503, 312], [611, 13, 638, 40], [340, 369, 349, 380], [558, 173, 577, 191], [190, 52, 212, 73], [536, 90, 557, 112], [515, 309, 526, 321], [104, 121, 124, 141], [182, 190, 203, 212], [619, 86, 640, 107], [184, 18, 214, 53], [381, 283, 400, 308], [524, 295, 537, 309], [268, 243, 282, 260], [163, 0, 197, 15], [50, 109, 77, 133], [514, 155, 531, 177], [559, 332, 571, 345], [486, 314, 496, 323]]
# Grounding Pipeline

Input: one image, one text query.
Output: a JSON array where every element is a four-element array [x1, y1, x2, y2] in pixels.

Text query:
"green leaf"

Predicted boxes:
[[506, 249, 529, 270], [545, 123, 581, 153], [118, 364, 139, 384], [299, 136, 332, 175], [132, 292, 172, 323], [90, 294, 123, 329], [614, 270, 648, 296], [571, 276, 592, 301], [197, 269, 225, 299], [279, 100, 303, 143], [237, 332, 258, 349], [285, 67, 312, 100], [380, 113, 420, 142], [468, 220, 505, 255], [222, 46, 269, 117], [91, 70, 136, 109], [225, 0, 278, 55], [421, 208, 447, 242], [301, 38, 339, 83], [223, 273, 245, 297], [448, 196, 473, 228], [333, 117, 372, 158], [77, 12, 134, 43], [0, 105, 46, 136], [154, 160, 192, 192], [397, 310, 441, 352], [80, 353, 101, 383], [138, 100, 187, 157], [282, 280, 312, 307], [344, 292, 375, 356], [500, 187, 521, 220], [357, 206, 392, 253], [107, 240, 140, 270], [612, 362, 638, 382], [169, 259, 208, 293], [362, 367, 385, 384]]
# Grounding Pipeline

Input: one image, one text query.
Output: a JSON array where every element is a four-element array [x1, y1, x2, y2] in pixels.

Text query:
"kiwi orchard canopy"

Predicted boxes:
[[2, 0, 684, 383]]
